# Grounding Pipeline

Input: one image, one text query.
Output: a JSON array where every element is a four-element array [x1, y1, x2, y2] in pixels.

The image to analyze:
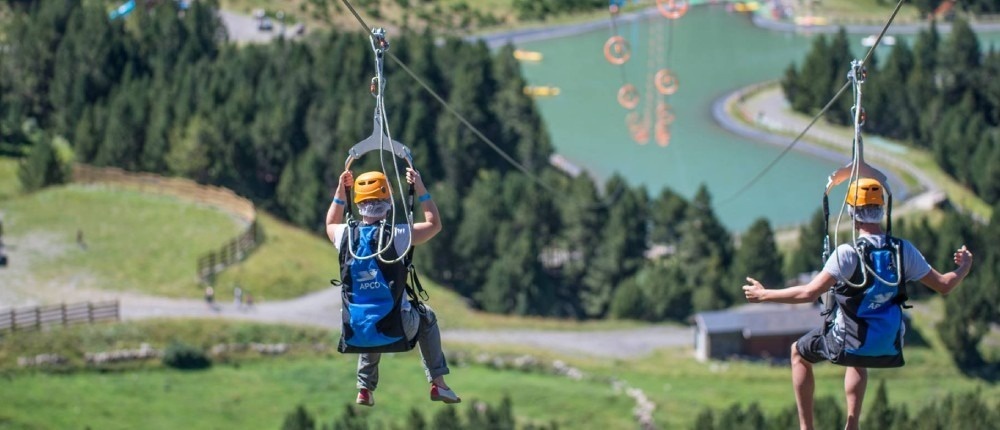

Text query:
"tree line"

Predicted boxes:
[[782, 21, 1000, 203], [0, 0, 773, 322], [281, 396, 557, 430], [692, 381, 1000, 430]]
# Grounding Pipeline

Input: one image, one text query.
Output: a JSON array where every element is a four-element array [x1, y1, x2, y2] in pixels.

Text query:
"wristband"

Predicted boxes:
[[333, 197, 346, 206], [418, 193, 432, 203]]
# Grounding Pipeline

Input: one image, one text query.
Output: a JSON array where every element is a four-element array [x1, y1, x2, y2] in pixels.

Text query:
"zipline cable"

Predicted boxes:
[[339, 0, 557, 194]]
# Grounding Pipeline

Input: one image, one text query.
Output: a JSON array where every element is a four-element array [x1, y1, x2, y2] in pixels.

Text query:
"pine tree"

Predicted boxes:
[[431, 406, 463, 430], [939, 19, 981, 106], [609, 275, 648, 320], [864, 380, 895, 429], [825, 28, 855, 126], [641, 262, 692, 321], [580, 175, 648, 318], [452, 170, 505, 297], [677, 185, 733, 310], [281, 405, 316, 430], [785, 209, 826, 279], [554, 174, 603, 317], [649, 187, 688, 246], [794, 34, 830, 114], [732, 218, 783, 289], [17, 134, 73, 192]]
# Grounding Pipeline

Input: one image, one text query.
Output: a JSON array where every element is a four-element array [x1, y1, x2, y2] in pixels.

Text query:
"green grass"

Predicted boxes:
[[0, 321, 634, 430], [0, 358, 633, 429], [1, 167, 644, 330], [3, 183, 241, 297], [0, 319, 332, 370], [1, 315, 997, 429], [212, 213, 339, 302], [0, 157, 18, 201]]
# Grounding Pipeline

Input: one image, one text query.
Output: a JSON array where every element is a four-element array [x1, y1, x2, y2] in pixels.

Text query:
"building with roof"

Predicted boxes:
[[692, 303, 825, 362]]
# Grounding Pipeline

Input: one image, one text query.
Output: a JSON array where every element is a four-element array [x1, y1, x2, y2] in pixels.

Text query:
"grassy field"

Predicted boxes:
[[0, 357, 634, 429], [0, 157, 18, 201], [2, 183, 241, 297], [0, 158, 641, 330], [0, 320, 635, 430], [0, 315, 997, 429]]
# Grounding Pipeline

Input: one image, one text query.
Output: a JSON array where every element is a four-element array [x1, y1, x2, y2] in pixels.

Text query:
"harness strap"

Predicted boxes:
[[888, 236, 911, 309]]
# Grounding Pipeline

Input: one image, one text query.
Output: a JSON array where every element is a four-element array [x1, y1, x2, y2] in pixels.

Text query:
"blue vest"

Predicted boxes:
[[828, 237, 907, 368], [337, 222, 417, 353]]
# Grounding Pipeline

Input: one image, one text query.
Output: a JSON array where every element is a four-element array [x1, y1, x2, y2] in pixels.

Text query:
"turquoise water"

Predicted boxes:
[[518, 7, 999, 231]]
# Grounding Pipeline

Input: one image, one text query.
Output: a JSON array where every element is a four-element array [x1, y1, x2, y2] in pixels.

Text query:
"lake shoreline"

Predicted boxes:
[[471, 4, 1000, 49]]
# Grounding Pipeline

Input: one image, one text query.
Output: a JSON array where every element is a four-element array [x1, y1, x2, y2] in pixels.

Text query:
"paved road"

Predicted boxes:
[[711, 83, 947, 213], [118, 287, 692, 358]]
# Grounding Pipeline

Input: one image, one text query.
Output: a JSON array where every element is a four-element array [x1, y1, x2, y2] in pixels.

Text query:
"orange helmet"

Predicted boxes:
[[353, 171, 390, 203], [845, 178, 884, 207]]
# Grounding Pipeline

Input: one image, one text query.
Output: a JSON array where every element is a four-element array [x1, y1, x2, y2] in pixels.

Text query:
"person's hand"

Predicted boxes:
[[339, 170, 354, 189], [742, 277, 766, 303], [406, 167, 426, 194], [954, 245, 973, 268]]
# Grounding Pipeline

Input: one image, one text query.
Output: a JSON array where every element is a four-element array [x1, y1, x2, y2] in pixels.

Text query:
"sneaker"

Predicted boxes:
[[356, 388, 374, 407], [430, 384, 461, 404]]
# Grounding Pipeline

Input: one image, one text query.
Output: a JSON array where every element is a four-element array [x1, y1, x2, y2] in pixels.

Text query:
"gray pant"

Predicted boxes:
[[357, 305, 450, 391]]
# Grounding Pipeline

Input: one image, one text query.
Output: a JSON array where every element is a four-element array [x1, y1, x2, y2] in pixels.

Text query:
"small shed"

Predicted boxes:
[[692, 303, 825, 362]]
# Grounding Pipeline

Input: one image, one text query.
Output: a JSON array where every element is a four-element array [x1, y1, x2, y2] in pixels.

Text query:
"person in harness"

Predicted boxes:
[[326, 168, 460, 407], [741, 178, 974, 430]]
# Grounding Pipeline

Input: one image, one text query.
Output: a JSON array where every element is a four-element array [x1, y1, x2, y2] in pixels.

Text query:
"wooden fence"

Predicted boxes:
[[196, 219, 264, 282], [72, 165, 264, 283], [0, 300, 119, 332]]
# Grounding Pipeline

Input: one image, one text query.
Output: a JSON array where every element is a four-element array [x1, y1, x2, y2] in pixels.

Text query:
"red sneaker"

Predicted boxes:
[[356, 388, 374, 407], [430, 384, 461, 404]]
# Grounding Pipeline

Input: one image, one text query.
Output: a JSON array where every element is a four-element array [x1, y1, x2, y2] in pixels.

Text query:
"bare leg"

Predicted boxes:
[[844, 366, 867, 430], [791, 342, 815, 430]]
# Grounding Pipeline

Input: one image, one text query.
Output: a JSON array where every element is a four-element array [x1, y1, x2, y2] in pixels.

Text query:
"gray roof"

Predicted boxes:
[[693, 303, 825, 337]]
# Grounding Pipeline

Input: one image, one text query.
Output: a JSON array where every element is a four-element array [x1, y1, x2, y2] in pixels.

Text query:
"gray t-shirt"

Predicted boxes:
[[823, 234, 932, 284]]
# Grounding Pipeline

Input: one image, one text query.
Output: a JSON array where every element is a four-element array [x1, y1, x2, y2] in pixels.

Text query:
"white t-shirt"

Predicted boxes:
[[331, 223, 411, 256], [823, 234, 932, 284]]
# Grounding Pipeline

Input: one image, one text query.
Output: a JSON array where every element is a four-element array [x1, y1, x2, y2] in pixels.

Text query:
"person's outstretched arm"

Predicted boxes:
[[919, 245, 973, 296], [408, 168, 441, 246], [743, 272, 837, 304]]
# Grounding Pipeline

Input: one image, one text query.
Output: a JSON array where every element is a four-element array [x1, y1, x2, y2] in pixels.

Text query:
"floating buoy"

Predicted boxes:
[[604, 36, 631, 65], [524, 86, 561, 97], [513, 49, 544, 62]]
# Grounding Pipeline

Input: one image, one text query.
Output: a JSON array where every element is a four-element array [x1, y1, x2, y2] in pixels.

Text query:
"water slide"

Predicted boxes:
[[108, 0, 136, 20]]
